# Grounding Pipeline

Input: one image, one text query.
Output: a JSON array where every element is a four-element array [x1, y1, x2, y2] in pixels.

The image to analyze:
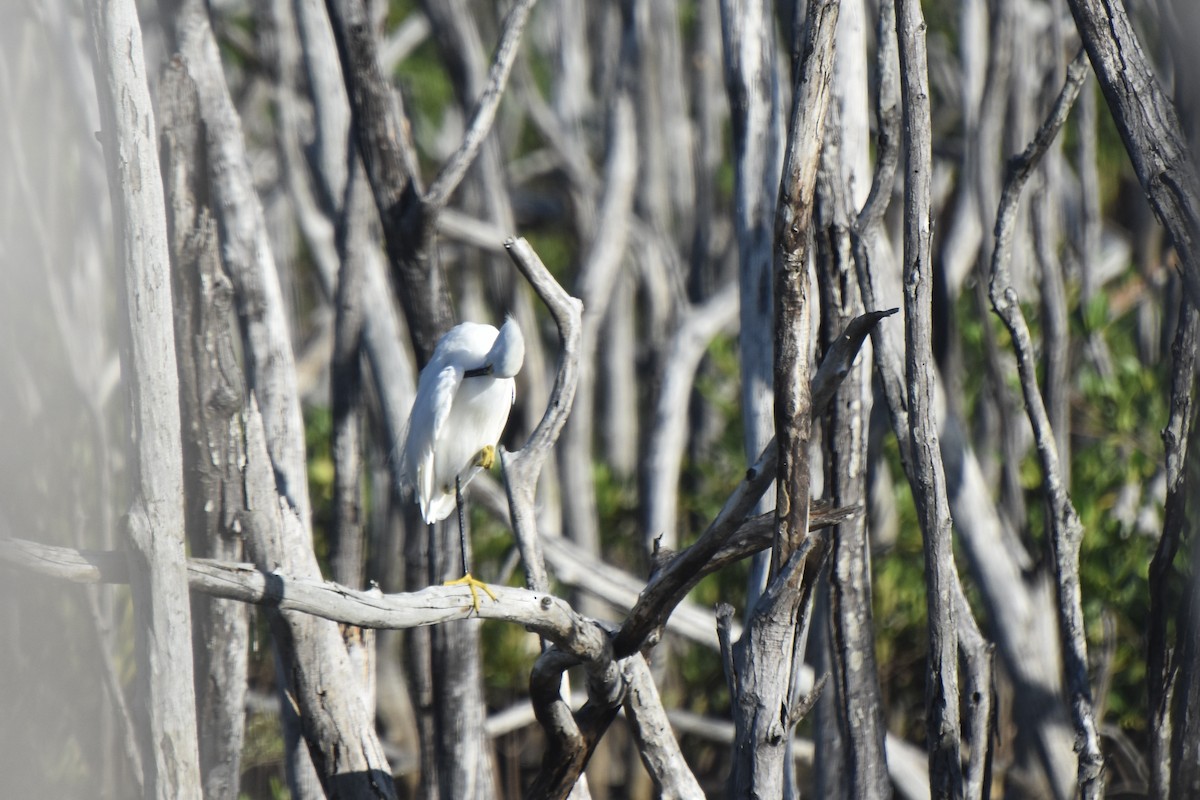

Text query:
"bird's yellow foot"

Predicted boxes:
[[475, 444, 496, 470], [444, 573, 498, 613]]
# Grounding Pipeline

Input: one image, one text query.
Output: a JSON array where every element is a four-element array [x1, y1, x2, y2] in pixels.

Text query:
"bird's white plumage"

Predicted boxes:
[[400, 319, 522, 523]]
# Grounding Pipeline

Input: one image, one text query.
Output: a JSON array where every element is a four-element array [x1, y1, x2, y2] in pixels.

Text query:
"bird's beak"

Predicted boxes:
[[464, 364, 493, 378]]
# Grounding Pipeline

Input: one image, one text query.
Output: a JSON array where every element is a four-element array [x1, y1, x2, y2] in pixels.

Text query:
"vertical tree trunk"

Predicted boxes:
[[87, 0, 202, 794], [728, 2, 840, 796], [894, 0, 963, 795], [813, 1, 891, 794], [161, 62, 250, 800], [719, 0, 786, 607]]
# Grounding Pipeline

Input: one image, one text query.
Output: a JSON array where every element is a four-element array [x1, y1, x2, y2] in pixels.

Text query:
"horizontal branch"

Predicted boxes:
[[0, 537, 608, 663], [2, 500, 854, 668]]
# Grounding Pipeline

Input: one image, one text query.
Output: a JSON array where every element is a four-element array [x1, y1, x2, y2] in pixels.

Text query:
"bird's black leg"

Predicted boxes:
[[445, 475, 495, 612], [455, 474, 469, 577]]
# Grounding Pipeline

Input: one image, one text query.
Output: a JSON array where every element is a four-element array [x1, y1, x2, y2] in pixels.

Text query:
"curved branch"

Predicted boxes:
[[499, 236, 584, 594], [987, 49, 1103, 799], [424, 0, 538, 211]]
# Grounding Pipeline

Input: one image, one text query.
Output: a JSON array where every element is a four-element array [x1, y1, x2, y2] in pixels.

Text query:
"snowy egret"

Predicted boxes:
[[400, 317, 524, 610]]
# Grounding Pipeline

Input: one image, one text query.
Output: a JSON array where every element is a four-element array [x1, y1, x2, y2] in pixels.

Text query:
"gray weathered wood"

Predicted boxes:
[[622, 655, 704, 800], [87, 0, 202, 794], [160, 60, 250, 800], [241, 401, 398, 799], [498, 238, 609, 799], [726, 4, 840, 796], [1149, 297, 1198, 799], [812, 0, 891, 792], [718, 0, 785, 603], [166, 0, 312, 525], [1065, 0, 1200, 308], [331, 160, 369, 590], [894, 0, 963, 794], [640, 284, 739, 549], [986, 50, 1103, 799], [558, 90, 637, 564]]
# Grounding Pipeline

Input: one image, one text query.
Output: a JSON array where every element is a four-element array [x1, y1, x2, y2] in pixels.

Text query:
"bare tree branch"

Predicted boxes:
[[323, 0, 449, 362], [160, 59, 250, 800], [558, 91, 637, 561], [166, 0, 313, 524], [500, 237, 584, 595], [330, 162, 370, 589], [895, 0, 963, 793], [723, 4, 842, 793], [641, 283, 739, 549], [424, 0, 537, 211], [622, 655, 705, 800], [613, 307, 888, 660], [1065, 0, 1200, 307], [987, 49, 1104, 799], [1149, 296, 1199, 798]]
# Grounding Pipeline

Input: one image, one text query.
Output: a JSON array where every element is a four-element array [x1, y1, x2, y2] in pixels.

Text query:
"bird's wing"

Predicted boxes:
[[414, 363, 462, 521], [427, 363, 462, 447], [399, 360, 459, 483]]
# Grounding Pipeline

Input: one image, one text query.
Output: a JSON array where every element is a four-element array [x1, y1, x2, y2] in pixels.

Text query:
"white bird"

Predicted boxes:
[[400, 317, 524, 608]]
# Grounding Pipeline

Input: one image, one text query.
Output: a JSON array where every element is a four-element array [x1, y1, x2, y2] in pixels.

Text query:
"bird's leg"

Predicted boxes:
[[475, 444, 496, 471], [455, 474, 469, 577], [443, 474, 497, 613]]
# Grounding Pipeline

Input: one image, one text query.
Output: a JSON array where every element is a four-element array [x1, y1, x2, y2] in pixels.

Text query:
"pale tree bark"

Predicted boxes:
[[160, 1, 327, 789], [726, 3, 840, 796], [719, 0, 785, 605], [640, 284, 739, 549], [812, 0, 890, 794], [852, 6, 1048, 797], [330, 163, 376, 720], [558, 89, 637, 565], [162, 0, 313, 526], [160, 62, 249, 800], [241, 396, 398, 799], [87, 0, 202, 795], [157, 4, 398, 789], [1149, 296, 1199, 799], [498, 239, 606, 800], [0, 6, 143, 794], [273, 0, 426, 778], [330, 166, 368, 589]]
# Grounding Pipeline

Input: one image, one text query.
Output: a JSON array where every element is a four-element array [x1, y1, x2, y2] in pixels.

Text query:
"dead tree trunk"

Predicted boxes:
[[160, 63, 250, 800], [894, 0, 963, 794], [87, 1, 203, 795], [726, 1, 839, 795]]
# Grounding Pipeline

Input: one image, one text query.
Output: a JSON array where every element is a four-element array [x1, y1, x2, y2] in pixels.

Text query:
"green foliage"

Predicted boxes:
[[869, 434, 929, 743], [1071, 311, 1167, 732], [303, 405, 335, 570], [869, 265, 1170, 740]]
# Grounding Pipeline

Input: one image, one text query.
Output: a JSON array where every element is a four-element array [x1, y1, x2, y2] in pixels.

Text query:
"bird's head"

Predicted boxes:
[[465, 316, 525, 379], [489, 316, 525, 378]]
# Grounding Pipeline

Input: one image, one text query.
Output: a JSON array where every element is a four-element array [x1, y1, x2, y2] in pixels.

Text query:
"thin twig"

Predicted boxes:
[[424, 0, 538, 211], [986, 48, 1103, 799]]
